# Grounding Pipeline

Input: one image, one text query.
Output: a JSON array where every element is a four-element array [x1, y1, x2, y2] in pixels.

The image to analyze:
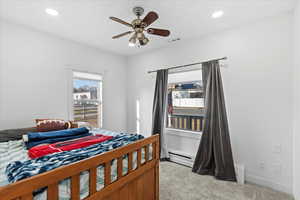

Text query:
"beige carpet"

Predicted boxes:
[[160, 162, 293, 200]]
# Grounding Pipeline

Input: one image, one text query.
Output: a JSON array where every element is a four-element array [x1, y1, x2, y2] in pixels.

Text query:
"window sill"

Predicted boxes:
[[165, 128, 202, 139]]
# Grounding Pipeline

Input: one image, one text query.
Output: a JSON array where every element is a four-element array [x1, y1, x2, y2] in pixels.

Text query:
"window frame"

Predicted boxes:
[[70, 70, 103, 128], [166, 71, 204, 133]]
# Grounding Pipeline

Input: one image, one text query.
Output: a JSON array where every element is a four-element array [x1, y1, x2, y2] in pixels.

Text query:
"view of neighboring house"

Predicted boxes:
[[73, 92, 91, 100], [167, 82, 205, 132], [73, 78, 101, 127]]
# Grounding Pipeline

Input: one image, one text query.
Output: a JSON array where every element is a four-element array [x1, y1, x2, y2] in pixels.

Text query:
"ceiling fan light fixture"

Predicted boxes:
[[128, 34, 137, 47], [128, 42, 135, 47], [143, 37, 149, 45], [139, 37, 149, 46], [136, 32, 144, 39]]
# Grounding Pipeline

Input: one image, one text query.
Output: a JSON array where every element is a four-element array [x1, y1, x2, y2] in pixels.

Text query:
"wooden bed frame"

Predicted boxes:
[[0, 135, 160, 200]]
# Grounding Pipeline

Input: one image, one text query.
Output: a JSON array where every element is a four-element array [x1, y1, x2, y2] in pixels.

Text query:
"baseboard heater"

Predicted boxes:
[[169, 152, 192, 159], [169, 151, 194, 167]]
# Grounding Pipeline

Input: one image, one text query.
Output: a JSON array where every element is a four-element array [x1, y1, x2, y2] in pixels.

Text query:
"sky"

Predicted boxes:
[[73, 79, 100, 89]]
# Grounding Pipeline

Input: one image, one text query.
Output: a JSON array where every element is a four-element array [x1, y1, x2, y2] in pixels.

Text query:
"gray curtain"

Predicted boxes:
[[152, 69, 169, 160], [192, 61, 236, 181]]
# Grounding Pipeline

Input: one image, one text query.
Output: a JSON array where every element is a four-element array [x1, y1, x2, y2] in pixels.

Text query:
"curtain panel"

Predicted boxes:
[[192, 61, 236, 181], [152, 69, 170, 159]]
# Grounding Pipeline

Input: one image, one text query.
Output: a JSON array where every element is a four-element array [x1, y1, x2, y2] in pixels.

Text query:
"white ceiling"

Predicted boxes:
[[0, 0, 296, 56]]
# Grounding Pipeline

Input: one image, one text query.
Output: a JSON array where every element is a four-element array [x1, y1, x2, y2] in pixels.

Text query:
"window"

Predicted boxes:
[[167, 70, 204, 132], [73, 71, 102, 128]]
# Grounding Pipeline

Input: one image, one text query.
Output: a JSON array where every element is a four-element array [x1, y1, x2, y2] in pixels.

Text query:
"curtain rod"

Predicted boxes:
[[147, 57, 227, 74]]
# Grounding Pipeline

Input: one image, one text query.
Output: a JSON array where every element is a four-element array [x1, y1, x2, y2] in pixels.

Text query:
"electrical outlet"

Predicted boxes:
[[272, 163, 282, 175], [273, 145, 282, 154], [259, 162, 265, 170]]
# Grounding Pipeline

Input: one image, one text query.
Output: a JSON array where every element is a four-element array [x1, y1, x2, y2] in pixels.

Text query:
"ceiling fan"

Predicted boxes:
[[109, 7, 171, 47]]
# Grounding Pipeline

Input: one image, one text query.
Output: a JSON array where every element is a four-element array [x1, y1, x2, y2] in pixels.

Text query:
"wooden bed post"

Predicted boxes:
[[155, 137, 160, 200]]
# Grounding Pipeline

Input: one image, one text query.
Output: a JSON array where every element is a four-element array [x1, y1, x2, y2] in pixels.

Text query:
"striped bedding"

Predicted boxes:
[[0, 140, 29, 186], [0, 129, 151, 200]]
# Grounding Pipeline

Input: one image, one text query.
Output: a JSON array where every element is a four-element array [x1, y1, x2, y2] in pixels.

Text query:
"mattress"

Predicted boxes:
[[0, 129, 152, 200]]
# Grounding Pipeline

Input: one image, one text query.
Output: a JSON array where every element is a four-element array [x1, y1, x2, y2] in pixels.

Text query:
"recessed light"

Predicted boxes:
[[45, 8, 59, 16], [128, 42, 135, 47], [212, 10, 224, 19]]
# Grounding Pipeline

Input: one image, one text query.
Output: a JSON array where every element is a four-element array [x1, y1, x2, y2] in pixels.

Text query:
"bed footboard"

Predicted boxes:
[[0, 135, 160, 200]]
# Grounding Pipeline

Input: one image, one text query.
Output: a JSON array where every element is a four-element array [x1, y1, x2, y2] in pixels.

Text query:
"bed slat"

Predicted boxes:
[[153, 142, 157, 160], [104, 161, 111, 186], [128, 152, 133, 173], [47, 183, 58, 200], [145, 145, 149, 162], [71, 174, 80, 200], [89, 167, 97, 195], [117, 157, 123, 179], [137, 149, 142, 168]]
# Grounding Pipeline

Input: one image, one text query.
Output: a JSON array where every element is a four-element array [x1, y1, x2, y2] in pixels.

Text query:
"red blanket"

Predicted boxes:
[[28, 134, 113, 159]]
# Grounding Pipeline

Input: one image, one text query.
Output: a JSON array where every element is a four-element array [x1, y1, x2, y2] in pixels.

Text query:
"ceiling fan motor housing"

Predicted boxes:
[[133, 7, 144, 17]]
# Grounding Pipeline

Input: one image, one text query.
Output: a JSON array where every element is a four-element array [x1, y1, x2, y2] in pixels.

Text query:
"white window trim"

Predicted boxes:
[[73, 71, 102, 81], [166, 69, 204, 133], [165, 127, 202, 139], [68, 69, 103, 128]]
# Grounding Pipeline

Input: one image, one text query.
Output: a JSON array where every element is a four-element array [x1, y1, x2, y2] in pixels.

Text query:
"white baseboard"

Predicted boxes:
[[245, 173, 293, 195]]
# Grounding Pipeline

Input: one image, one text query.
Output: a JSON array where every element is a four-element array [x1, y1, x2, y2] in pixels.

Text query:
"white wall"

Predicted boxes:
[[0, 20, 128, 132], [293, 1, 300, 199], [127, 13, 293, 193]]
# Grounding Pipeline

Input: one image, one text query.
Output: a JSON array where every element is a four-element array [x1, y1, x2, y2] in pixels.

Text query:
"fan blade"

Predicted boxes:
[[142, 11, 159, 27], [112, 31, 133, 39], [109, 17, 132, 27], [147, 28, 170, 37]]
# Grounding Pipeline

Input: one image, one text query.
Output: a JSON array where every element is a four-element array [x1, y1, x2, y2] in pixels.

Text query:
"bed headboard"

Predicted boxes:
[[0, 127, 37, 142]]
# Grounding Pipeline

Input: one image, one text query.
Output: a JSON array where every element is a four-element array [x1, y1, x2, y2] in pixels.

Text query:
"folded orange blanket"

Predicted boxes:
[[28, 134, 113, 159]]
